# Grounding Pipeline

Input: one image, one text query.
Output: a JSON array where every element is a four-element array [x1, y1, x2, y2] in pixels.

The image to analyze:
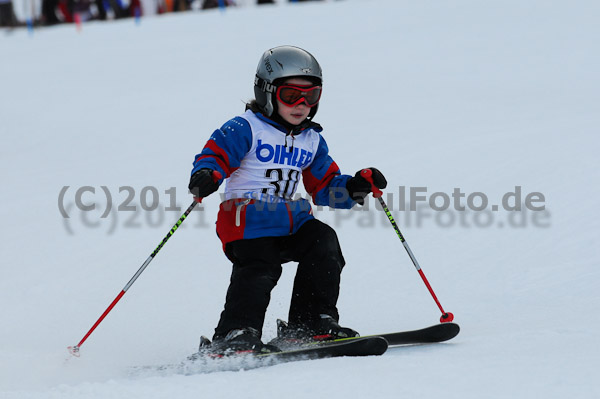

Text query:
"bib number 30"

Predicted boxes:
[[262, 168, 300, 198]]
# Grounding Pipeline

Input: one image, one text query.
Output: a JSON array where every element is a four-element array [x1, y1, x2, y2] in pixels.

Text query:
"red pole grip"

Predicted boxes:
[[360, 168, 383, 198]]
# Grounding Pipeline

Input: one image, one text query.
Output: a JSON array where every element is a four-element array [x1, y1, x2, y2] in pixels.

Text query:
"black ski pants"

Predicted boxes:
[[214, 219, 345, 339]]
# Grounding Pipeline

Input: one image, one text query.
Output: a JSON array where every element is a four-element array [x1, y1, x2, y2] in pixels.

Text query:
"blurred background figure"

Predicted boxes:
[[0, 0, 18, 27], [95, 0, 129, 20], [72, 0, 94, 21], [171, 0, 193, 12], [56, 0, 74, 23], [138, 0, 158, 16], [201, 0, 234, 9], [41, 0, 62, 24], [257, 0, 274, 4]]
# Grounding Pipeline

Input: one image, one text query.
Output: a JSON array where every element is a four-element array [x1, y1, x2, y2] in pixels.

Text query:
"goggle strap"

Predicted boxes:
[[255, 75, 277, 93]]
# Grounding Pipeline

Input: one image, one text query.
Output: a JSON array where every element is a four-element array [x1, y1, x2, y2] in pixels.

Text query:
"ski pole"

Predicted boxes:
[[360, 169, 454, 323], [68, 171, 221, 357]]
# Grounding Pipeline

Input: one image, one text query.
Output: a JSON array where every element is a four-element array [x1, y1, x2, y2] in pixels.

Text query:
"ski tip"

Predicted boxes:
[[438, 322, 460, 342]]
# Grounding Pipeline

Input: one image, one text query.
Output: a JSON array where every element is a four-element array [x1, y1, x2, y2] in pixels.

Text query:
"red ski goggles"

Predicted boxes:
[[276, 84, 322, 108]]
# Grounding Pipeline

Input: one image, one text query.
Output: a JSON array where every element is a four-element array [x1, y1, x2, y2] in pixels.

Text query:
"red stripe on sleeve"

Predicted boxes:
[[302, 161, 340, 201], [196, 140, 234, 177]]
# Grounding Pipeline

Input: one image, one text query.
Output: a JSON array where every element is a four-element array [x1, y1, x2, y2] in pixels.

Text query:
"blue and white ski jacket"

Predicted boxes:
[[192, 110, 356, 249]]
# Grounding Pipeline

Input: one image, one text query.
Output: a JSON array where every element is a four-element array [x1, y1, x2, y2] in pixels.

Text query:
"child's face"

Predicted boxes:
[[276, 77, 315, 125]]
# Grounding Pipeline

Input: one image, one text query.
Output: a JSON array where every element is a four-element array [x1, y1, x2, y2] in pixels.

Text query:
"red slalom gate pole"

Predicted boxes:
[[360, 169, 454, 323], [68, 172, 221, 357]]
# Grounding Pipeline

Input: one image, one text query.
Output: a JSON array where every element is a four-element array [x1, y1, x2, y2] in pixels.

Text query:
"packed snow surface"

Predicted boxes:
[[1, 0, 599, 398]]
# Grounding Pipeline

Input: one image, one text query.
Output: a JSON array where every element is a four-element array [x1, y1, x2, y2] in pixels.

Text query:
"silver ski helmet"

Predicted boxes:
[[254, 45, 323, 118]]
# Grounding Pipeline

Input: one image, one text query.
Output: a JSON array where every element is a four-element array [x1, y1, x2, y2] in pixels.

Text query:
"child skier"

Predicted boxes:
[[189, 45, 387, 354]]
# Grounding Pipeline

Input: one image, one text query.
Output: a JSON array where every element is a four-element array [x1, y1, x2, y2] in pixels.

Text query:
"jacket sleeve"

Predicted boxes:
[[302, 134, 355, 209], [191, 116, 253, 183]]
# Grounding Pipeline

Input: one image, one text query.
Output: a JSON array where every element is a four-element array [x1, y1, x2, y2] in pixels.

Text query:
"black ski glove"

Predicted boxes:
[[189, 168, 220, 199], [346, 167, 387, 205]]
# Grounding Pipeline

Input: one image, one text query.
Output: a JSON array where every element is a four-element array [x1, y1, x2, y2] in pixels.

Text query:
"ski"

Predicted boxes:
[[334, 322, 460, 346], [257, 336, 388, 361], [131, 336, 388, 376], [131, 324, 457, 376]]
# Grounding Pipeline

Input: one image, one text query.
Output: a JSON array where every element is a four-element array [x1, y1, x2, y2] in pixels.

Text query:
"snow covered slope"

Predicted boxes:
[[1, 0, 599, 398]]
